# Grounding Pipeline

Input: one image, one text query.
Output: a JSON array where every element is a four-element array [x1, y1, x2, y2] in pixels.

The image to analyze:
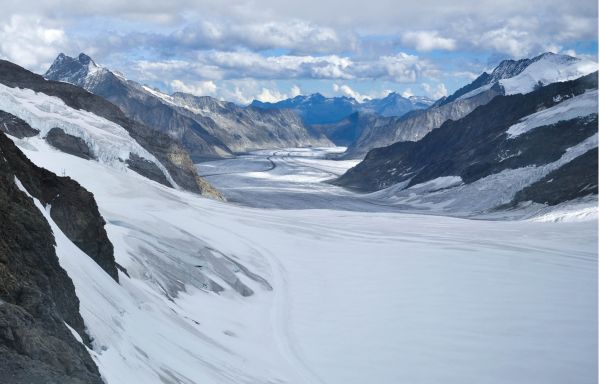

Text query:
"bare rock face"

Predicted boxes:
[[166, 147, 225, 200], [0, 127, 118, 282], [126, 153, 172, 187], [45, 128, 94, 160], [342, 87, 502, 159], [0, 130, 104, 384], [0, 111, 39, 138]]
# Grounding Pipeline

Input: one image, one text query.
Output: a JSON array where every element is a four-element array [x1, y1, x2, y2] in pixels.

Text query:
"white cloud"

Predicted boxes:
[[476, 27, 531, 58], [134, 51, 434, 84], [422, 83, 448, 99], [208, 80, 304, 105], [290, 85, 302, 97], [253, 84, 306, 103], [0, 15, 67, 72], [401, 88, 414, 98], [401, 31, 457, 51], [333, 84, 397, 102], [170, 79, 217, 95], [254, 88, 287, 103], [1, 0, 596, 63], [332, 83, 371, 102]]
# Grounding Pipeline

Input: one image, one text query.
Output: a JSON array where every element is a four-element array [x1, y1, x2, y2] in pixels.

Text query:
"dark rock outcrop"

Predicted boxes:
[[0, 131, 103, 384], [126, 153, 172, 187], [0, 59, 221, 198], [0, 111, 39, 138], [0, 129, 118, 282], [511, 148, 598, 206], [45, 128, 94, 160]]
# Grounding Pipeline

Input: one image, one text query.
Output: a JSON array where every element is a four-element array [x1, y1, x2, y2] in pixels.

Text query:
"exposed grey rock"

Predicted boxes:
[[126, 153, 172, 187], [0, 130, 103, 384], [510, 148, 598, 206], [0, 111, 39, 139], [0, 123, 118, 282], [45, 128, 94, 160], [169, 92, 331, 153]]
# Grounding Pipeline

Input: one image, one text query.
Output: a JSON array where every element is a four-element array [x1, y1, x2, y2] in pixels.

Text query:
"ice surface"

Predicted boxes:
[[11, 135, 598, 384]]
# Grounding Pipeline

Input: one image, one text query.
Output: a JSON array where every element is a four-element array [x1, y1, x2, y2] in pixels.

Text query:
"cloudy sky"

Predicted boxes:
[[1, 0, 597, 103]]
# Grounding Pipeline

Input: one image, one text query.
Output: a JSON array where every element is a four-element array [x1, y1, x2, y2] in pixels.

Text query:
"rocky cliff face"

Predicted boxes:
[[0, 130, 107, 384], [170, 92, 332, 153], [335, 73, 598, 209], [0, 126, 119, 281], [0, 59, 221, 198]]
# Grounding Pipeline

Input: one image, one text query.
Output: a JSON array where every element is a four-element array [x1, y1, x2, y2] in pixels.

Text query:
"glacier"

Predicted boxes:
[[0, 83, 175, 186], [7, 130, 597, 384], [2, 76, 597, 383]]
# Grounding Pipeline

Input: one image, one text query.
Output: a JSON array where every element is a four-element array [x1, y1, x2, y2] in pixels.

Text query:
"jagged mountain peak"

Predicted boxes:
[[442, 52, 596, 104], [45, 52, 111, 90]]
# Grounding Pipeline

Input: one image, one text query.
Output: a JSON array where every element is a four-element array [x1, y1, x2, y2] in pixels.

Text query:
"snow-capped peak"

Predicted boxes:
[[500, 52, 598, 95], [45, 52, 113, 90], [454, 52, 598, 101]]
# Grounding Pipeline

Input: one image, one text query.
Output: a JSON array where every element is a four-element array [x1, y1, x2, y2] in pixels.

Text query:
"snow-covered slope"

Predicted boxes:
[[9, 126, 597, 384], [0, 83, 175, 185], [453, 52, 598, 101], [500, 53, 598, 95]]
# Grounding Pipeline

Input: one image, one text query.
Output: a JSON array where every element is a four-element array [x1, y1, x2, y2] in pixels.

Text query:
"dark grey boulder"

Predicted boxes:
[[45, 128, 94, 160], [126, 153, 172, 187], [0, 111, 39, 138]]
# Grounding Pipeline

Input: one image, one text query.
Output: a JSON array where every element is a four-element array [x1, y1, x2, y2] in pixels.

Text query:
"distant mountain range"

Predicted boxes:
[[335, 52, 598, 158], [45, 53, 331, 161], [251, 92, 434, 125], [334, 71, 598, 214]]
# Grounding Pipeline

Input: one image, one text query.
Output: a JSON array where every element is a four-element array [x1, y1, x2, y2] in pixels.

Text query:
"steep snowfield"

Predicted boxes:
[[457, 54, 597, 100], [507, 89, 598, 137], [9, 133, 598, 384], [500, 54, 598, 95], [0, 83, 174, 184]]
